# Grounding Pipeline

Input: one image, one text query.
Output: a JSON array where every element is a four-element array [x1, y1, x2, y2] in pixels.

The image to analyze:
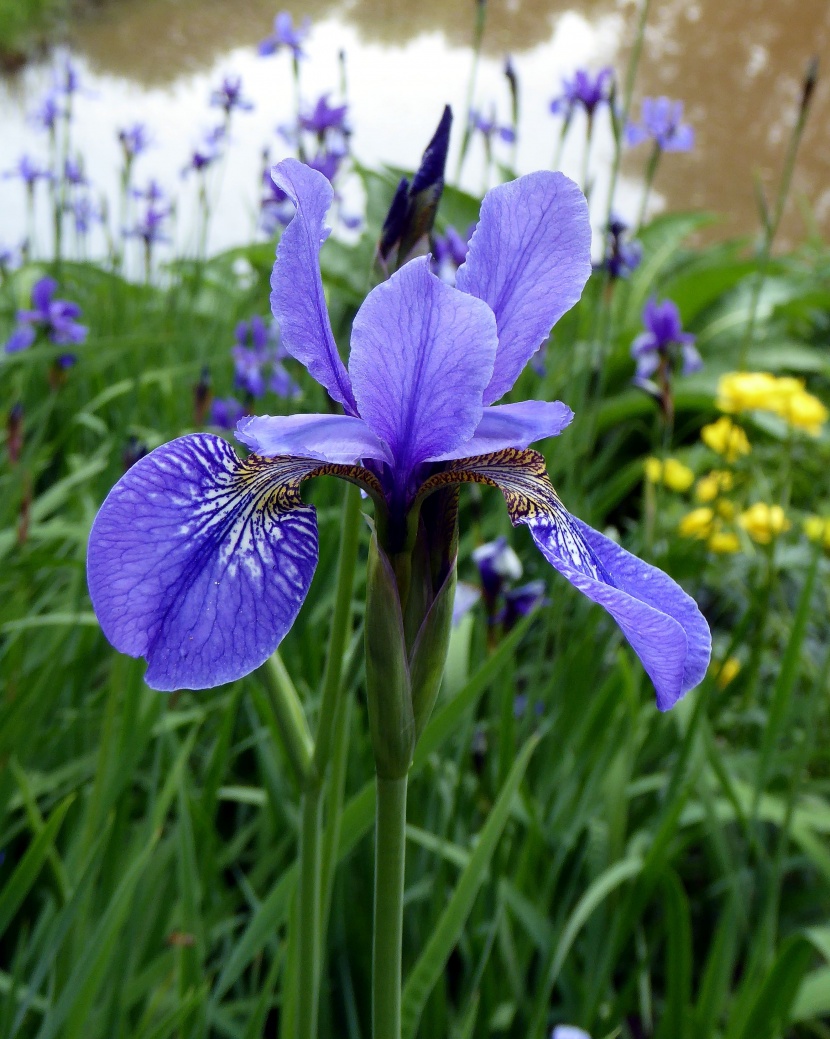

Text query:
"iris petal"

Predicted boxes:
[[418, 449, 711, 708], [87, 434, 320, 691], [456, 171, 592, 404], [236, 412, 392, 465], [427, 401, 574, 461], [270, 159, 358, 415], [349, 256, 498, 482]]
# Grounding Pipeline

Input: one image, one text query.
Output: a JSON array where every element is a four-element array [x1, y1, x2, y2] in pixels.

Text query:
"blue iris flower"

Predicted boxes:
[[87, 160, 710, 708], [626, 97, 695, 152]]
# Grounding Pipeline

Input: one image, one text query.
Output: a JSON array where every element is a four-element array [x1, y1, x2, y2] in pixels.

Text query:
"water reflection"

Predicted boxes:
[[1, 0, 827, 256]]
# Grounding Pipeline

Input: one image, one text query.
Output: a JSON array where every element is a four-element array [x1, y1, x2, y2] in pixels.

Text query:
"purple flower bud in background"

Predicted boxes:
[[209, 396, 246, 430], [55, 352, 77, 370], [210, 75, 254, 116], [625, 97, 694, 152], [598, 215, 642, 280], [631, 297, 700, 383], [5, 278, 87, 353], [118, 122, 152, 160], [550, 67, 614, 120], [258, 11, 311, 59], [452, 581, 481, 627], [53, 55, 82, 97]]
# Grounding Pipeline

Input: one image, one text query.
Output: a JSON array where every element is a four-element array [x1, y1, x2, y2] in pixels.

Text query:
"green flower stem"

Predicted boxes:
[[297, 784, 323, 1039], [373, 774, 408, 1039]]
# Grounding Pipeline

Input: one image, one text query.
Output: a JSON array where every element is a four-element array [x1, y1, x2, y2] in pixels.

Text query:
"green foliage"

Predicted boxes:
[[1, 190, 830, 1039]]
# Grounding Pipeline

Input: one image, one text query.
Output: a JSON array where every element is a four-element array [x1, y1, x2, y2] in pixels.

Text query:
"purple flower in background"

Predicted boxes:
[[299, 94, 349, 137], [4, 155, 51, 188], [550, 67, 613, 120], [30, 93, 61, 133], [432, 224, 474, 283], [501, 579, 548, 629], [598, 215, 642, 280], [473, 536, 523, 603], [4, 277, 87, 354], [209, 397, 246, 430], [211, 75, 254, 116], [71, 195, 103, 234], [86, 159, 710, 706], [132, 179, 167, 205], [118, 123, 152, 160], [631, 297, 701, 382], [0, 242, 22, 273], [232, 316, 270, 397], [259, 11, 310, 59], [626, 97, 694, 152], [469, 108, 515, 144], [63, 157, 88, 187]]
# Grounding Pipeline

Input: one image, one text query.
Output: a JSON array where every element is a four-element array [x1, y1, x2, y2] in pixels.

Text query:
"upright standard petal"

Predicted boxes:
[[349, 256, 498, 483], [236, 412, 393, 465], [87, 435, 320, 691], [417, 449, 711, 709], [428, 400, 574, 461], [270, 159, 358, 414], [456, 171, 592, 404]]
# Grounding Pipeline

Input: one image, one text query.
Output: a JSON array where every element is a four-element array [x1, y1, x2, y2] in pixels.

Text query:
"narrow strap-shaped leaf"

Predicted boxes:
[[0, 795, 74, 941], [401, 735, 538, 1039]]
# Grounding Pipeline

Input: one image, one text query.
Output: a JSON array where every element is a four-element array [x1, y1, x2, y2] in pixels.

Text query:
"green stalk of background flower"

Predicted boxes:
[[737, 56, 818, 370]]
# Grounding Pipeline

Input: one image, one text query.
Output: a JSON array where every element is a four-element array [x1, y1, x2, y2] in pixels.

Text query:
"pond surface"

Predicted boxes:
[[1, 0, 829, 257]]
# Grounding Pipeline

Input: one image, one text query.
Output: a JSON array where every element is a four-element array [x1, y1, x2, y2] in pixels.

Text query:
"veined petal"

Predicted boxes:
[[427, 401, 573, 461], [349, 256, 498, 480], [87, 434, 321, 691], [456, 172, 592, 404], [270, 159, 358, 415], [236, 412, 393, 465], [417, 449, 710, 708]]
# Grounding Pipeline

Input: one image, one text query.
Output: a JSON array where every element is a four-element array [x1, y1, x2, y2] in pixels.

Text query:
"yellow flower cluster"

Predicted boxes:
[[716, 371, 828, 436], [644, 457, 695, 492], [803, 515, 830, 549], [737, 503, 791, 545], [701, 417, 751, 461], [678, 508, 740, 553], [696, 469, 733, 504]]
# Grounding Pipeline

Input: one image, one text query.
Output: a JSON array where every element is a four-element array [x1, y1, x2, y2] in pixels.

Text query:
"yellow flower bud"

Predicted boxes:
[[738, 503, 790, 545], [780, 391, 828, 436], [679, 507, 715, 540], [707, 530, 740, 553], [701, 417, 750, 462], [712, 656, 741, 688], [695, 470, 734, 503], [644, 457, 694, 492], [803, 515, 830, 549]]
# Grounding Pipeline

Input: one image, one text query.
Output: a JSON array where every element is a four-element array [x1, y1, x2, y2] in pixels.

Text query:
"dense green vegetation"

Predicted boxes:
[[2, 18, 830, 1039]]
